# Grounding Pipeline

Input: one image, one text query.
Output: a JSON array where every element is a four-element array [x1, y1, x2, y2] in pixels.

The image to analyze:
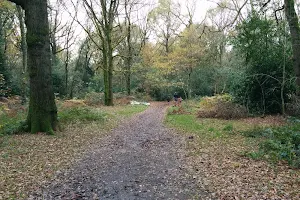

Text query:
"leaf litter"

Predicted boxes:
[[184, 123, 300, 199]]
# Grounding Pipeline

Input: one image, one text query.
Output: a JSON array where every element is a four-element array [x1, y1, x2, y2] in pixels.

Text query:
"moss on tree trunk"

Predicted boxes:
[[23, 0, 58, 133]]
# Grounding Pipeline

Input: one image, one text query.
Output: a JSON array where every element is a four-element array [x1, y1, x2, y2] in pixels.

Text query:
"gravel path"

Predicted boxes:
[[29, 103, 213, 200]]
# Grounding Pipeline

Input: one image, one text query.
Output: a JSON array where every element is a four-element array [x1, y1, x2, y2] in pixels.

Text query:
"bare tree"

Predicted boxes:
[[49, 1, 77, 96], [81, 0, 120, 106], [148, 0, 181, 54]]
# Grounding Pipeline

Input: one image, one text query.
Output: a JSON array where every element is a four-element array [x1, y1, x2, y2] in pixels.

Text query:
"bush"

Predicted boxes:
[[243, 123, 300, 168], [84, 92, 104, 106], [0, 120, 26, 135], [198, 94, 248, 119], [0, 111, 26, 135]]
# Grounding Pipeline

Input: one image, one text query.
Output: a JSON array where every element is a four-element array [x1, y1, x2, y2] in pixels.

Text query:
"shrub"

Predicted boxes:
[[198, 94, 248, 119], [0, 120, 26, 135], [243, 123, 300, 168], [0, 111, 27, 135], [84, 92, 104, 106]]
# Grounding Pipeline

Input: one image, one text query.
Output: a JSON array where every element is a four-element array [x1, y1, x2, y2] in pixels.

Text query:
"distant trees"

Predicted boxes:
[[74, 0, 119, 106], [1, 0, 300, 120], [231, 13, 294, 114]]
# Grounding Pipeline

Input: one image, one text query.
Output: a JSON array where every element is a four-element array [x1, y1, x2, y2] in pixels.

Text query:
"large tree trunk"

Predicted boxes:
[[285, 0, 300, 92], [24, 0, 57, 133]]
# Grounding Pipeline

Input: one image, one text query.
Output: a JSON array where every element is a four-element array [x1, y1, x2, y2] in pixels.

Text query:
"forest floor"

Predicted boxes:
[[27, 102, 213, 199], [167, 104, 300, 199], [0, 100, 148, 199], [1, 100, 300, 199]]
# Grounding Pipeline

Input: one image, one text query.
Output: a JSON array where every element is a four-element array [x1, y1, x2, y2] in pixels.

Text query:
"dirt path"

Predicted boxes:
[[29, 103, 213, 200]]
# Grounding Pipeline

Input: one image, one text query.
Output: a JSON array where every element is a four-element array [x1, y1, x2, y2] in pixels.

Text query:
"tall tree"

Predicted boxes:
[[123, 0, 134, 96], [7, 0, 58, 133], [81, 0, 120, 106], [16, 5, 27, 103], [284, 0, 300, 92]]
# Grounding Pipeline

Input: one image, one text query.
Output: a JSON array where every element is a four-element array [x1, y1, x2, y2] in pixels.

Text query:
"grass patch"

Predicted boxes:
[[166, 114, 204, 133], [166, 111, 260, 139], [58, 106, 107, 123], [113, 105, 148, 117]]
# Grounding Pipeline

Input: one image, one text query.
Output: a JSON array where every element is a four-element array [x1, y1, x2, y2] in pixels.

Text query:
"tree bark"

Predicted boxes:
[[285, 0, 300, 92], [125, 0, 132, 96], [106, 28, 114, 106], [10, 0, 58, 133]]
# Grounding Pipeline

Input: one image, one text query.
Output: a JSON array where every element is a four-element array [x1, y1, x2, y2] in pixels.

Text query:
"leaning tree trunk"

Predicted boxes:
[[9, 0, 58, 133], [285, 0, 300, 92]]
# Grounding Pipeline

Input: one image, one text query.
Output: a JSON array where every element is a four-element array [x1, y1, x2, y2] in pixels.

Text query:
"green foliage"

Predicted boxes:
[[223, 123, 233, 132], [58, 107, 107, 122], [231, 13, 295, 114], [0, 112, 26, 136], [243, 122, 300, 168], [0, 3, 22, 97], [166, 114, 205, 133], [190, 66, 215, 96]]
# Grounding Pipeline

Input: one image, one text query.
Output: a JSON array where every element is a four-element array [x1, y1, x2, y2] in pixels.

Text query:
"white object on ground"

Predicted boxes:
[[130, 101, 150, 106]]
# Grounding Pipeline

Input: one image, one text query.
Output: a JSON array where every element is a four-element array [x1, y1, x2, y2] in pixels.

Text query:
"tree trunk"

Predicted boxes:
[[24, 0, 58, 133], [285, 0, 300, 92], [102, 41, 112, 106], [125, 35, 132, 96], [107, 32, 114, 106], [125, 68, 131, 96], [125, 3, 132, 96], [187, 69, 192, 99], [0, 15, 8, 85], [17, 5, 27, 103], [65, 46, 69, 96]]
